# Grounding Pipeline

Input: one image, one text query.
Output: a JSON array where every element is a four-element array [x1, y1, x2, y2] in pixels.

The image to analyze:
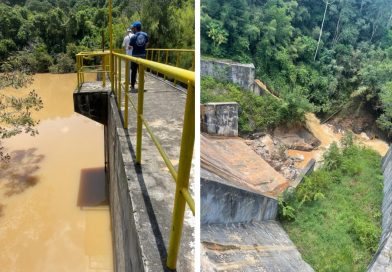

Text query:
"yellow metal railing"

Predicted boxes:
[[77, 2, 195, 269], [146, 49, 195, 85], [146, 48, 195, 70], [113, 52, 195, 270], [77, 49, 195, 270], [76, 51, 111, 90]]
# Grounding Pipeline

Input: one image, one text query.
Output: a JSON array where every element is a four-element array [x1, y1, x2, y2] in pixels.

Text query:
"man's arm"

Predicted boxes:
[[129, 35, 135, 47]]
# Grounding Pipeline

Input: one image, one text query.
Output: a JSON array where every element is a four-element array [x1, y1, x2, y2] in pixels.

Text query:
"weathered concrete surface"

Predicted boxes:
[[201, 58, 255, 90], [74, 82, 110, 125], [291, 159, 316, 188], [201, 134, 289, 198], [201, 102, 238, 136], [201, 169, 278, 225], [368, 145, 392, 271], [79, 73, 195, 271], [201, 221, 314, 272]]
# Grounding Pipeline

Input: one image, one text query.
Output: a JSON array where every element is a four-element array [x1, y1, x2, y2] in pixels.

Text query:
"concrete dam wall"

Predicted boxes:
[[201, 58, 255, 90], [201, 169, 278, 225], [368, 145, 392, 271]]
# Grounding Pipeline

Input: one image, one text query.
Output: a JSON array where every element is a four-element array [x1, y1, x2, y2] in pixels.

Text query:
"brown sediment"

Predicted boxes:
[[307, 113, 388, 153], [287, 149, 316, 169], [202, 241, 296, 252], [0, 73, 113, 271]]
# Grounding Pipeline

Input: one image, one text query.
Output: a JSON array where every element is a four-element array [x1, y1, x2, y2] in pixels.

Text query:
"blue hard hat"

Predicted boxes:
[[132, 21, 142, 28]]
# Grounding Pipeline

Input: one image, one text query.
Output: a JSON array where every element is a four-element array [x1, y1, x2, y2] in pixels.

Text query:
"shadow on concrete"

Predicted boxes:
[[124, 131, 171, 272], [128, 88, 147, 94], [77, 167, 109, 207], [0, 148, 44, 197]]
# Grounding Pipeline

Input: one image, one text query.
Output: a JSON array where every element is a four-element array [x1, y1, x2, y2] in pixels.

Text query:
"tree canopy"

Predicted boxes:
[[0, 0, 194, 73], [202, 0, 392, 135]]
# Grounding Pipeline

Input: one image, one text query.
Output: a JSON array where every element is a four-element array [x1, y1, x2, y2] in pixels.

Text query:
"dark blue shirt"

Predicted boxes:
[[129, 31, 148, 57]]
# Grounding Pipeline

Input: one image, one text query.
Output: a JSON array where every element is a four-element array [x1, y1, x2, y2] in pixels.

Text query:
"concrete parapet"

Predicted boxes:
[[201, 58, 255, 90], [368, 145, 392, 271], [201, 102, 238, 136]]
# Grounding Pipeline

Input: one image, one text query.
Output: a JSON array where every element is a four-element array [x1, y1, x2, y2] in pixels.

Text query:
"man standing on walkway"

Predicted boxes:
[[122, 27, 134, 82], [122, 27, 134, 56], [129, 21, 148, 90]]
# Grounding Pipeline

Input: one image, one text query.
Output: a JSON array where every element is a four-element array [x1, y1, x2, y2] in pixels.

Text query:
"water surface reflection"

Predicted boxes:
[[0, 73, 113, 272]]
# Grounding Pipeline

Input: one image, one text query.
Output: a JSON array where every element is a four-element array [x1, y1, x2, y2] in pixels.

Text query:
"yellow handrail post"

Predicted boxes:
[[191, 53, 195, 72], [102, 55, 106, 87], [81, 57, 85, 84], [157, 50, 161, 75], [114, 55, 117, 94], [116, 58, 121, 106], [109, 0, 114, 92], [166, 82, 195, 270], [124, 60, 130, 129], [146, 50, 150, 72], [174, 52, 180, 86], [164, 50, 169, 80], [136, 64, 145, 164], [77, 55, 80, 90]]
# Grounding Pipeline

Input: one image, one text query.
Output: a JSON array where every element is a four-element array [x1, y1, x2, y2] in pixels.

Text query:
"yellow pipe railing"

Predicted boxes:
[[75, 49, 194, 270], [146, 49, 195, 74], [76, 51, 111, 91], [93, 51, 194, 270]]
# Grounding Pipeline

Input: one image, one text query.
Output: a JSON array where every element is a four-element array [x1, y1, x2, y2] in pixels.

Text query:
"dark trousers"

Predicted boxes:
[[131, 61, 138, 87], [131, 55, 146, 87]]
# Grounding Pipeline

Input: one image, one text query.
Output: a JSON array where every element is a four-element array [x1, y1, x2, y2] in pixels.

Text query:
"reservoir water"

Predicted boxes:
[[0, 74, 113, 272]]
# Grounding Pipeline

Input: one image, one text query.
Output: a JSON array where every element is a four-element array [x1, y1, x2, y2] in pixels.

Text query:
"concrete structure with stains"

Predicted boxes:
[[201, 102, 238, 136], [201, 58, 255, 90]]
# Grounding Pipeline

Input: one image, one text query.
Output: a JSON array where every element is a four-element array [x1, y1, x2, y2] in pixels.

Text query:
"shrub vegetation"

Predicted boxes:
[[279, 134, 383, 272], [201, 76, 313, 133]]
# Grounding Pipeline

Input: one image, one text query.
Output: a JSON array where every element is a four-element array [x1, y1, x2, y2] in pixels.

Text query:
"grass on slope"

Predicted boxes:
[[280, 135, 383, 272]]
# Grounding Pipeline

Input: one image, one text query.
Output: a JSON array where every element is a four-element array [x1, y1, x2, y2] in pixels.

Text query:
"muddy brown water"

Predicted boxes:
[[289, 113, 389, 169], [0, 74, 113, 272]]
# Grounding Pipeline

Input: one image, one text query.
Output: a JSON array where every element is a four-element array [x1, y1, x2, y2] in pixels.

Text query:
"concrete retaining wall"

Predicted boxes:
[[368, 145, 392, 271], [201, 170, 278, 225], [106, 95, 145, 272], [201, 102, 238, 136], [201, 59, 255, 90]]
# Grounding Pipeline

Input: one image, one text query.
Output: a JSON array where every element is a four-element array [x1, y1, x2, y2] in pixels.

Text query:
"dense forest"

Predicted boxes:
[[201, 0, 392, 136], [0, 0, 194, 73]]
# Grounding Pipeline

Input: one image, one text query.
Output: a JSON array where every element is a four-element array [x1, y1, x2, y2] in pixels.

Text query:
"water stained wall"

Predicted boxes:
[[201, 102, 238, 137], [201, 58, 255, 90]]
